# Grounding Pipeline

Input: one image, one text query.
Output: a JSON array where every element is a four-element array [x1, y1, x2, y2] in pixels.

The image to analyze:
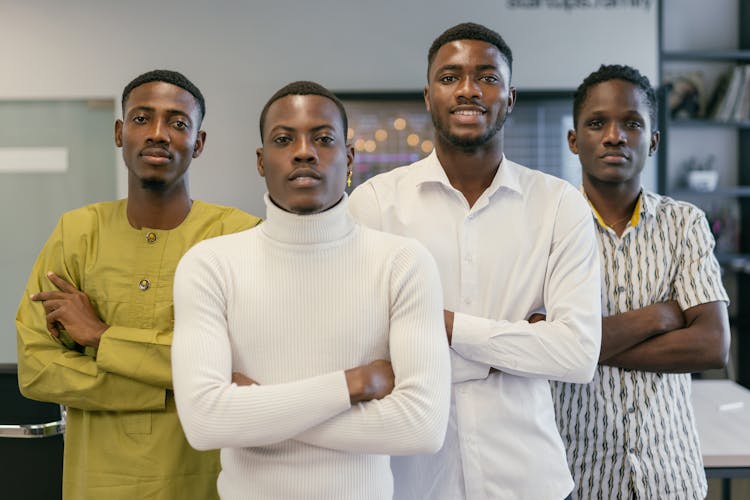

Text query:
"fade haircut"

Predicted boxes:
[[427, 22, 513, 80], [259, 81, 348, 142], [121, 69, 206, 123], [573, 64, 658, 130]]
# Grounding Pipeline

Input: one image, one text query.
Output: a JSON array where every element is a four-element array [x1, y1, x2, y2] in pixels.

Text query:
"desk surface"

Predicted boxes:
[[692, 379, 750, 468]]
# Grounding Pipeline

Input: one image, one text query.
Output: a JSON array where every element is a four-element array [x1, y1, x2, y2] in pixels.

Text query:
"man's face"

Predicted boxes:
[[425, 39, 515, 150], [256, 94, 353, 214], [569, 79, 659, 188], [115, 81, 205, 192]]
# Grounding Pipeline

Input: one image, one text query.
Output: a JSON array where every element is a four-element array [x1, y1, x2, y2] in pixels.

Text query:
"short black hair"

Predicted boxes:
[[427, 22, 513, 80], [121, 69, 206, 123], [573, 64, 658, 130], [259, 81, 348, 142]]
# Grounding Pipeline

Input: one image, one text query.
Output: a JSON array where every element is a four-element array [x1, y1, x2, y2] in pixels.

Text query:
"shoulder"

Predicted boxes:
[[508, 160, 589, 215], [57, 199, 125, 235], [354, 157, 432, 196], [644, 191, 707, 226], [191, 201, 262, 232]]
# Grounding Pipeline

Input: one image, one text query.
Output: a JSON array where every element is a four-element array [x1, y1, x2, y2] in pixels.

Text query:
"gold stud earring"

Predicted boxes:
[[347, 170, 352, 188]]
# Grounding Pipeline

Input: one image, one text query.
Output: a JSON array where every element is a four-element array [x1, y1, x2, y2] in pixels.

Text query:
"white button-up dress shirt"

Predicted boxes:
[[349, 151, 602, 500]]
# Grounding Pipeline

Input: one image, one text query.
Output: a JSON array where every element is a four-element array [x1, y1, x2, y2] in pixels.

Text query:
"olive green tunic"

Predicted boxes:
[[16, 199, 261, 499]]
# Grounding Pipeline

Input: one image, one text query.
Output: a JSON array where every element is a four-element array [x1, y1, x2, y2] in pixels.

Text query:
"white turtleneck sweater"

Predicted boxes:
[[172, 194, 451, 500]]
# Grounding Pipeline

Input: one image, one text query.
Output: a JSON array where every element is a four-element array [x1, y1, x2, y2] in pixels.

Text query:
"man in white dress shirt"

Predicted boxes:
[[349, 22, 601, 500]]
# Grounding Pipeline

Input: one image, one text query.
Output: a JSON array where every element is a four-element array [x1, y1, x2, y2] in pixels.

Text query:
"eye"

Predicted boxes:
[[439, 75, 458, 84], [273, 136, 291, 145], [626, 121, 642, 129], [587, 119, 603, 129], [172, 120, 189, 130], [132, 115, 147, 124], [480, 75, 499, 84], [316, 135, 335, 145]]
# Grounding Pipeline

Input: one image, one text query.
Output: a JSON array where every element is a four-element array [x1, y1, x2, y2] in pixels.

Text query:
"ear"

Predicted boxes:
[[114, 119, 123, 147], [423, 85, 431, 113], [192, 130, 207, 159], [648, 130, 660, 156], [346, 143, 355, 169], [567, 129, 578, 155], [506, 86, 517, 115], [256, 147, 265, 177]]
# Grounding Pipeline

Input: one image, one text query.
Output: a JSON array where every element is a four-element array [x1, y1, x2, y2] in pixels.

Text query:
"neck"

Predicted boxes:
[[126, 178, 192, 230], [583, 177, 641, 234], [434, 135, 504, 208]]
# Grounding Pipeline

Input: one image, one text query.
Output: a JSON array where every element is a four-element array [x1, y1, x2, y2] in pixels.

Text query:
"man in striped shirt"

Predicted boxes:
[[551, 64, 730, 499]]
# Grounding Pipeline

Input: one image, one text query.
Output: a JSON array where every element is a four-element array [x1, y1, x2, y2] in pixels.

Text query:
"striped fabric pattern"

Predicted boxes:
[[551, 190, 728, 500]]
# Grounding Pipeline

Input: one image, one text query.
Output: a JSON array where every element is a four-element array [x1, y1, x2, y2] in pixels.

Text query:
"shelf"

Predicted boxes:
[[717, 253, 750, 273], [669, 187, 750, 198], [668, 118, 750, 129], [662, 50, 750, 62]]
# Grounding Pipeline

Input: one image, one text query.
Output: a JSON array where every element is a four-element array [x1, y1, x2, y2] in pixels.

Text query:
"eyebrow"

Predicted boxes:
[[128, 106, 192, 118], [269, 124, 338, 134], [435, 63, 499, 72]]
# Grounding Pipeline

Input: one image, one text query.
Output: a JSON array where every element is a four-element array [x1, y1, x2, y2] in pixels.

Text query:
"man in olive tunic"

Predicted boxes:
[[16, 69, 261, 499]]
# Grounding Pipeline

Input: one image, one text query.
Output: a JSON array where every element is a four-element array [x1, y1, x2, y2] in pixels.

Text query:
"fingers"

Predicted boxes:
[[30, 291, 66, 302], [528, 313, 546, 324], [40, 299, 65, 314], [232, 372, 258, 386], [46, 272, 77, 293]]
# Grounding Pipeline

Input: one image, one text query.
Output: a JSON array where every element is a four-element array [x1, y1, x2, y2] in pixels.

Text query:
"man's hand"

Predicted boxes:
[[528, 313, 546, 324], [30, 272, 108, 348], [646, 301, 685, 334], [444, 310, 454, 345], [345, 359, 395, 405], [232, 372, 258, 386], [489, 312, 545, 375]]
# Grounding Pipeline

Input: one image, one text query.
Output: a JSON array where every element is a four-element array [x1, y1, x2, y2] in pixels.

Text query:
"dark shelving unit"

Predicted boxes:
[[659, 1, 750, 387]]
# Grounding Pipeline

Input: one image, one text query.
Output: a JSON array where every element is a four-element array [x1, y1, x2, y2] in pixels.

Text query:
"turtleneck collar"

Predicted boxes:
[[260, 192, 356, 245]]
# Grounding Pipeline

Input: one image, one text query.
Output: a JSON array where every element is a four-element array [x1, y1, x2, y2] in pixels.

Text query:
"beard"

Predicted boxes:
[[431, 111, 506, 151], [140, 178, 168, 191]]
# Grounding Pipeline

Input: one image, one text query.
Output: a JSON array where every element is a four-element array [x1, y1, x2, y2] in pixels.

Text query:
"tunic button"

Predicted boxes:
[[139, 279, 151, 291], [146, 232, 157, 243]]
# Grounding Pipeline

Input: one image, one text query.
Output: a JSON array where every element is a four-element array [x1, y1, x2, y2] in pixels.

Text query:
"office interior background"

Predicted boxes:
[[1, 0, 748, 498]]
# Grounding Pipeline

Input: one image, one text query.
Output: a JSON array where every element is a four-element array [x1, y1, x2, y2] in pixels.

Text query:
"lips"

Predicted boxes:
[[140, 147, 172, 165], [288, 168, 322, 187], [600, 150, 629, 164], [451, 105, 486, 124]]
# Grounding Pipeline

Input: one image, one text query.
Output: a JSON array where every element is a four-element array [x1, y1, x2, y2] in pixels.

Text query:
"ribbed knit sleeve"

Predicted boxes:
[[294, 240, 450, 454], [172, 241, 353, 451]]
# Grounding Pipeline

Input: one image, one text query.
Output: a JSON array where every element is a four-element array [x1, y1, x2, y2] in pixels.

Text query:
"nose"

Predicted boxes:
[[293, 137, 317, 163], [147, 118, 169, 144], [456, 76, 481, 100], [603, 122, 626, 146]]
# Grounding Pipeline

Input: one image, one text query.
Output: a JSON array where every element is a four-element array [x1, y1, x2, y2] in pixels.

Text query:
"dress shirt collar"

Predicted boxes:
[[261, 192, 355, 245], [581, 187, 649, 231], [416, 150, 523, 200]]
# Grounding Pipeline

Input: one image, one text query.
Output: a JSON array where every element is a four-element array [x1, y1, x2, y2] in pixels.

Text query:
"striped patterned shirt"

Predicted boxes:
[[551, 189, 729, 500]]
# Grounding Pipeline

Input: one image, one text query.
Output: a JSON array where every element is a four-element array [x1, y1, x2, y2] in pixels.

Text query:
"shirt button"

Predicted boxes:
[[627, 407, 635, 413], [629, 447, 636, 453], [139, 279, 151, 291], [146, 232, 157, 243], [617, 286, 626, 293]]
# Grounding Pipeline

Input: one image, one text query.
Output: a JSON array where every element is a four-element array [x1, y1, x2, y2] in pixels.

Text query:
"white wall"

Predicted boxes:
[[0, 0, 657, 216]]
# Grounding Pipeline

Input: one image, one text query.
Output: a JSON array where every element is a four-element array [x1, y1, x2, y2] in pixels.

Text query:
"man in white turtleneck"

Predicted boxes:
[[171, 81, 451, 500]]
